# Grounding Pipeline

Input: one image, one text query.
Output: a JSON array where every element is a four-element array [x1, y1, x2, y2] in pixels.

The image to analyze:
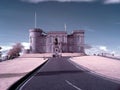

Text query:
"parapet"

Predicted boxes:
[[29, 28, 43, 37], [47, 31, 67, 34], [73, 30, 85, 34], [29, 28, 43, 33]]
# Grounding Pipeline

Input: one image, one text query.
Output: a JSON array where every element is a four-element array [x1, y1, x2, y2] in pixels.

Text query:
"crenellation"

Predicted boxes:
[[29, 29, 85, 54]]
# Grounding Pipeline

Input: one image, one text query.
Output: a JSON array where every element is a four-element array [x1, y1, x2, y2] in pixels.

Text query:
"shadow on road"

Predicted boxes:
[[35, 70, 89, 76], [0, 72, 29, 78]]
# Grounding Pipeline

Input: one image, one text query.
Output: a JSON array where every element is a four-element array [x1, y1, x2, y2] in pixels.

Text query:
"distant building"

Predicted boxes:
[[29, 28, 85, 54]]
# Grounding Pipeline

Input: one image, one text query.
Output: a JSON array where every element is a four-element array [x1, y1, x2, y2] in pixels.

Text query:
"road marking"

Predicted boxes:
[[75, 65, 81, 69], [65, 80, 82, 90], [18, 75, 34, 90]]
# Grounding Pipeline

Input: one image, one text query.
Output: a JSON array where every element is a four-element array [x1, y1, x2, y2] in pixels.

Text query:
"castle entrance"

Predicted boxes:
[[53, 38, 61, 57]]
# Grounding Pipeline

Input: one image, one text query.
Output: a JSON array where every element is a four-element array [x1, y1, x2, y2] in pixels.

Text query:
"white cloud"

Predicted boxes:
[[20, 0, 120, 4], [1, 45, 12, 52], [0, 45, 12, 56], [21, 0, 44, 3], [104, 0, 120, 4], [99, 46, 107, 51], [0, 42, 30, 51], [52, 0, 95, 2], [21, 42, 30, 49], [0, 42, 30, 56], [85, 45, 119, 56], [20, 0, 95, 3]]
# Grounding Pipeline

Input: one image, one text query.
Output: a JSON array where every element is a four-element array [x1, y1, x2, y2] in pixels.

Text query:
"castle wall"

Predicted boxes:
[[73, 30, 85, 53], [46, 31, 67, 53], [29, 29, 85, 53], [29, 28, 45, 53]]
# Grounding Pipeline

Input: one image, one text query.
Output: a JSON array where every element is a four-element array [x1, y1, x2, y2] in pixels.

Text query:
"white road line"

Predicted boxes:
[[18, 75, 34, 90], [75, 65, 81, 69], [65, 80, 82, 90]]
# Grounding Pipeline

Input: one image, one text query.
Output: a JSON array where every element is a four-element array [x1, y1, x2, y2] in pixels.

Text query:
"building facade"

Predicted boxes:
[[29, 28, 85, 54]]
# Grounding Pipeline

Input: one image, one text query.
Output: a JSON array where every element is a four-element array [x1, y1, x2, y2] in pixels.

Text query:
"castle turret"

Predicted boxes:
[[29, 28, 43, 53], [73, 30, 85, 53], [29, 28, 85, 54]]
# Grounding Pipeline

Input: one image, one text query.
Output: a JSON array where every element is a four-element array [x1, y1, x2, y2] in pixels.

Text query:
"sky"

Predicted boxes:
[[0, 0, 120, 56]]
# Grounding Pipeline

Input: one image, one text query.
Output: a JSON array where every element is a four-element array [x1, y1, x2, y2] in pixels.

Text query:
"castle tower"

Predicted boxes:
[[29, 28, 43, 53], [73, 30, 85, 53], [29, 28, 85, 54]]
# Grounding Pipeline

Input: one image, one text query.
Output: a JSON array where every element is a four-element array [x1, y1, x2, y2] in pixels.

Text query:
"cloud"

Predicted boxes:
[[0, 45, 12, 56], [0, 42, 30, 56], [104, 0, 120, 4], [20, 0, 95, 3], [99, 46, 107, 51], [85, 45, 118, 56], [0, 42, 30, 52], [21, 42, 30, 49], [1, 45, 12, 52], [20, 0, 120, 4]]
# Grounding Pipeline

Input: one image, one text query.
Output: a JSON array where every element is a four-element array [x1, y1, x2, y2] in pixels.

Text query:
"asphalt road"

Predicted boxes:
[[18, 57, 120, 90]]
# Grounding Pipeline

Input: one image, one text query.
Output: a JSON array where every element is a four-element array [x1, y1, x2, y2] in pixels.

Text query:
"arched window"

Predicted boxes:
[[54, 38, 58, 45]]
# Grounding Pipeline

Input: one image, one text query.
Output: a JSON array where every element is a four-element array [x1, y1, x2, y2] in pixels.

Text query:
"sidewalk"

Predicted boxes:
[[70, 56, 120, 82], [0, 57, 47, 90]]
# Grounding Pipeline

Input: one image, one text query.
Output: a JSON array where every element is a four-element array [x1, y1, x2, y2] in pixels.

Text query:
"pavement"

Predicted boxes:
[[70, 56, 120, 82], [0, 57, 47, 90]]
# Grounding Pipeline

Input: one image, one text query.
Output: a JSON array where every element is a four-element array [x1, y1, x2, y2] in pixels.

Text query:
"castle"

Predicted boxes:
[[29, 28, 85, 54]]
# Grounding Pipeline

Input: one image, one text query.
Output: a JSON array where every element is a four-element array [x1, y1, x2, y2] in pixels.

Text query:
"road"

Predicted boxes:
[[18, 57, 120, 90]]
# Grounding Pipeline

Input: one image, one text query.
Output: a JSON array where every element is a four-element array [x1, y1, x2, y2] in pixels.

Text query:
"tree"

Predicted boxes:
[[7, 43, 24, 59]]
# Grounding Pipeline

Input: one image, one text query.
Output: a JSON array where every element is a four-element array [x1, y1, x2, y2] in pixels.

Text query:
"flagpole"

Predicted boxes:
[[64, 23, 67, 32], [35, 12, 37, 28]]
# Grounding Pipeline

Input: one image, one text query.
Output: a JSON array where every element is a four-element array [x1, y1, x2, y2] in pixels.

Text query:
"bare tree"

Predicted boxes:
[[7, 43, 24, 59], [13, 43, 24, 53]]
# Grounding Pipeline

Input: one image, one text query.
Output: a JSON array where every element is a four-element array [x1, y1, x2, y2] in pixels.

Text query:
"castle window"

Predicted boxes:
[[54, 38, 58, 45]]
